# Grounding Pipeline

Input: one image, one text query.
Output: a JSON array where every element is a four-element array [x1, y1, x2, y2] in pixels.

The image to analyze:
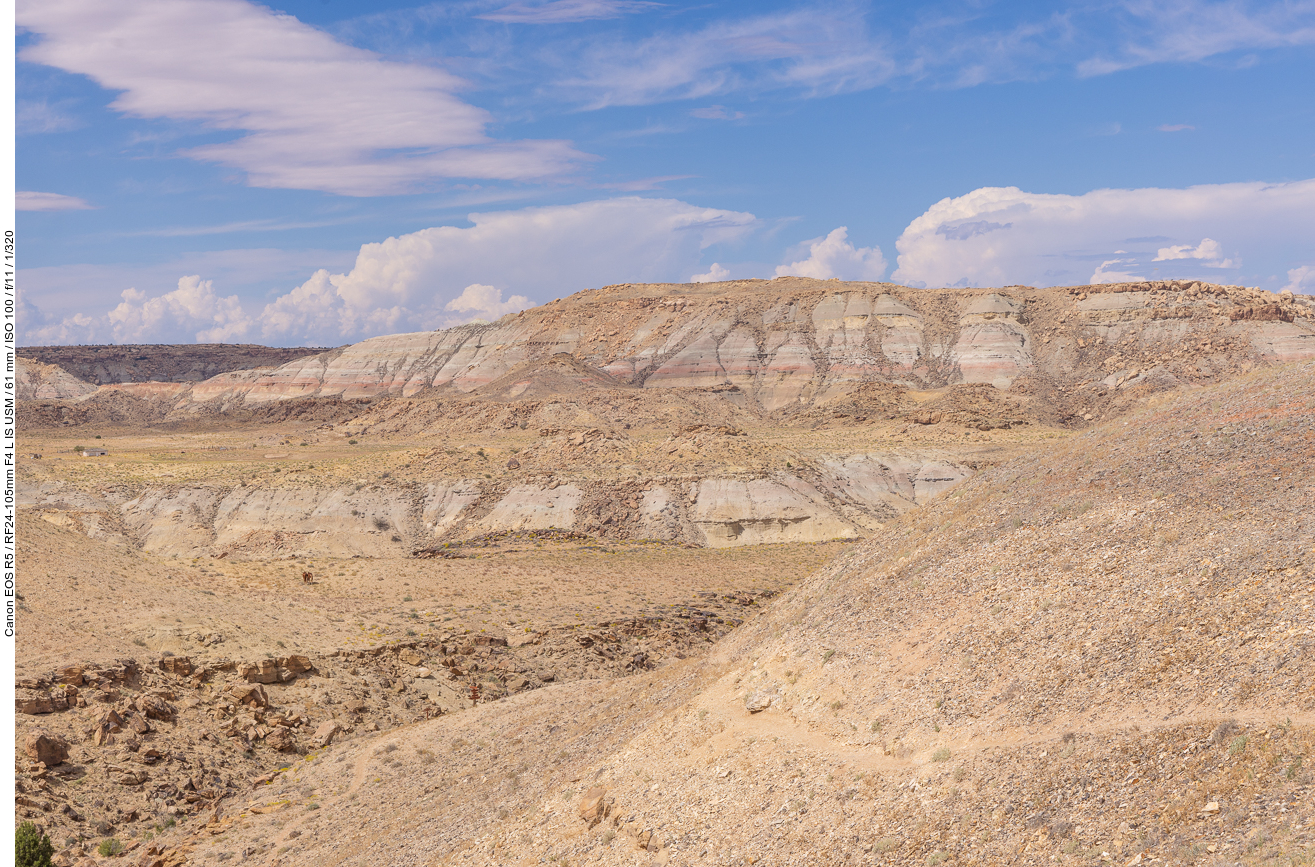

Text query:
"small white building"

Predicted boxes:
[[81, 447, 109, 457]]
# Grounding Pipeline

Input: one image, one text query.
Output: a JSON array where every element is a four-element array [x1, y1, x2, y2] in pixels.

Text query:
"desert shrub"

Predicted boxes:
[[16, 822, 54, 867], [97, 838, 124, 857], [931, 747, 951, 762], [373, 516, 390, 530]]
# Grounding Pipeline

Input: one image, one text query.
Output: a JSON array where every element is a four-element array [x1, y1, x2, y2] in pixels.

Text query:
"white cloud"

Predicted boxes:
[[444, 284, 533, 323], [1090, 259, 1149, 284], [16, 197, 755, 346], [107, 276, 253, 343], [17, 0, 590, 196], [1154, 237, 1235, 268], [1158, 123, 1195, 132], [16, 99, 83, 134], [257, 196, 757, 344], [478, 1, 660, 24], [1283, 266, 1315, 295], [690, 105, 745, 120], [1078, 1, 1315, 77], [775, 227, 887, 281], [556, 7, 896, 108], [22, 276, 253, 345], [17, 191, 93, 211], [691, 263, 730, 283], [893, 179, 1315, 288]]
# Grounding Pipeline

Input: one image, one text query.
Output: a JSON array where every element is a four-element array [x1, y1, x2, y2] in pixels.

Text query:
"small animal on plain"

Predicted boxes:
[[302, 571, 314, 584]]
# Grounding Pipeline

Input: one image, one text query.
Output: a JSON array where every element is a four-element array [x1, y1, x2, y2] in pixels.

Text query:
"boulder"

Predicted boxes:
[[745, 690, 777, 713], [577, 786, 613, 828], [266, 727, 297, 753], [228, 684, 269, 708], [25, 730, 70, 767], [278, 655, 314, 676], [107, 765, 149, 786], [159, 656, 194, 677], [87, 709, 125, 746], [56, 665, 85, 685], [238, 659, 291, 684], [311, 721, 340, 748], [398, 649, 423, 666], [16, 689, 69, 715], [136, 694, 174, 721]]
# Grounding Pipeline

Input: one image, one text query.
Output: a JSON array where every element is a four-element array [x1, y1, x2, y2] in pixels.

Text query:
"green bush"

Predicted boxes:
[[16, 822, 54, 867], [97, 838, 123, 857]]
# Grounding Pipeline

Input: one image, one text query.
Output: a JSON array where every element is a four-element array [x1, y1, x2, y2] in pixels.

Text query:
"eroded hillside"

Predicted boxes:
[[150, 360, 1315, 867], [18, 280, 1315, 554], [14, 282, 1315, 867]]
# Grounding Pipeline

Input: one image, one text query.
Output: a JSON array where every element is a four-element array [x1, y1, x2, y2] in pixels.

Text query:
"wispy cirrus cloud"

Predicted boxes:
[[544, 1, 1315, 108], [478, 0, 662, 24], [16, 99, 84, 134], [16, 0, 593, 196], [16, 191, 94, 211], [554, 5, 897, 108], [1077, 0, 1315, 76]]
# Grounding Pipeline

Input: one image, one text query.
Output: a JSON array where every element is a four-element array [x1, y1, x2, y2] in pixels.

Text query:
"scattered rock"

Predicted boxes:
[[159, 656, 193, 677], [238, 659, 292, 684], [25, 730, 70, 767], [266, 727, 297, 753], [745, 690, 776, 713], [578, 786, 613, 828], [17, 689, 69, 715], [312, 721, 341, 748]]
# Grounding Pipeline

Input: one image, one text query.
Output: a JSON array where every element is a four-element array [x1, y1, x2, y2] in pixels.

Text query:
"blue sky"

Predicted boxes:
[[16, 0, 1315, 346]]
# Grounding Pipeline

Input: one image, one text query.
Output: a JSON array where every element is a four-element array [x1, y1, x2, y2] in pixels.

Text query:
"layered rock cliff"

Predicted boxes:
[[97, 278, 1315, 417]]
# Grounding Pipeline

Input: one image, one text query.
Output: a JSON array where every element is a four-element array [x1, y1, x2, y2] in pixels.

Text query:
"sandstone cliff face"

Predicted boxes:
[[15, 358, 98, 401], [19, 450, 970, 556], [131, 279, 1315, 416]]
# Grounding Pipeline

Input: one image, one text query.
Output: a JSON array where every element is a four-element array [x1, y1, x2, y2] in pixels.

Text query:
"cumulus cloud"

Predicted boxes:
[[691, 263, 731, 283], [893, 179, 1315, 288], [1090, 259, 1148, 284], [17, 197, 756, 347], [257, 197, 757, 344], [17, 0, 589, 195], [1154, 237, 1235, 268], [444, 284, 533, 323], [17, 191, 93, 211], [775, 227, 887, 281], [107, 276, 253, 343], [1283, 266, 1315, 295]]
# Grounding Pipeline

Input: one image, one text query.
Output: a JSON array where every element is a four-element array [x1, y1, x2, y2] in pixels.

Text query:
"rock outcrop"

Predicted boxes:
[[20, 453, 970, 554], [81, 279, 1313, 417]]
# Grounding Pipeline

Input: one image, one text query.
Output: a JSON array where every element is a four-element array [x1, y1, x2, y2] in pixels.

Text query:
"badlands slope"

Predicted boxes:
[[19, 279, 1315, 554], [179, 359, 1315, 867], [13, 279, 1315, 867]]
